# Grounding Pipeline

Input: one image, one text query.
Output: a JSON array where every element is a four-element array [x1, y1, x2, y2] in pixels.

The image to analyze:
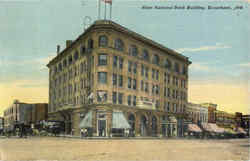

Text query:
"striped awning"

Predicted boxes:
[[112, 111, 131, 129], [188, 124, 202, 133], [79, 111, 92, 128]]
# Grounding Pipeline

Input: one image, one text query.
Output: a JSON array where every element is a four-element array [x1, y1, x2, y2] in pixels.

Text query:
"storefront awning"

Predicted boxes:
[[79, 111, 92, 128], [236, 127, 247, 134], [201, 123, 224, 133], [188, 124, 202, 133], [112, 111, 131, 129]]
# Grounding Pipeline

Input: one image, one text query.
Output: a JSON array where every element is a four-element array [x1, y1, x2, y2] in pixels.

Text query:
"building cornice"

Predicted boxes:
[[47, 20, 191, 67]]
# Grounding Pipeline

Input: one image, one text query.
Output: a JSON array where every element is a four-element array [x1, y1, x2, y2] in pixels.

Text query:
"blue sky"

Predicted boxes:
[[0, 0, 249, 115]]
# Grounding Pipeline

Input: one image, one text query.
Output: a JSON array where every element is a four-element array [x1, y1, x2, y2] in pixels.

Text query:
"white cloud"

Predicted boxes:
[[238, 62, 250, 68], [190, 63, 214, 72], [176, 43, 231, 53]]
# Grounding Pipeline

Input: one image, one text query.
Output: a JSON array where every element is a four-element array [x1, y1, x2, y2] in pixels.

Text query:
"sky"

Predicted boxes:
[[0, 0, 249, 116]]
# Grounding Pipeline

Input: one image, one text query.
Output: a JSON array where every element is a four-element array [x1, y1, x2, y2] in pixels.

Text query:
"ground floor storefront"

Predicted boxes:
[[48, 104, 187, 138]]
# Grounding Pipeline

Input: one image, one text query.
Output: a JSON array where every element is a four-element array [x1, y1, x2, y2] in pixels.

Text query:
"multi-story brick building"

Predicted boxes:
[[3, 100, 48, 130], [186, 103, 208, 125], [235, 112, 250, 135], [201, 103, 217, 123], [0, 117, 4, 130], [47, 20, 191, 137], [30, 103, 48, 124]]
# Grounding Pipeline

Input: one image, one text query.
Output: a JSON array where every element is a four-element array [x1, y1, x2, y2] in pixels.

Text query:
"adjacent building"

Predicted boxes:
[[215, 110, 235, 128], [186, 103, 208, 125], [201, 103, 217, 123], [0, 117, 4, 131], [47, 20, 191, 137], [3, 100, 48, 130]]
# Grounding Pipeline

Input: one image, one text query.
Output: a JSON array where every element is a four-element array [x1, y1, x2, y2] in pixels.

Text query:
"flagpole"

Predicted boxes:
[[98, 0, 101, 20], [104, 1, 107, 20]]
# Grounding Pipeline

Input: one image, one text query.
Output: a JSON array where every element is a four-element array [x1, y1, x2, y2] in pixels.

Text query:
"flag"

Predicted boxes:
[[102, 0, 112, 4]]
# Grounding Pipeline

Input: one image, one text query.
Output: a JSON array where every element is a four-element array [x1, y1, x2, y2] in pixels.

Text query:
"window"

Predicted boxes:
[[87, 39, 94, 49], [133, 96, 136, 106], [152, 85, 155, 94], [112, 73, 117, 86], [141, 80, 144, 91], [156, 100, 160, 109], [114, 38, 124, 51], [152, 69, 155, 79], [132, 79, 137, 90], [74, 51, 79, 61], [128, 61, 132, 72], [68, 56, 73, 65], [118, 93, 123, 104], [156, 85, 159, 95], [98, 54, 107, 66], [119, 57, 123, 69], [174, 62, 180, 73], [112, 92, 117, 104], [80, 45, 86, 55], [145, 67, 148, 78], [142, 49, 149, 61], [128, 77, 132, 89], [164, 59, 172, 69], [113, 56, 118, 68], [63, 59, 67, 67], [99, 35, 108, 47], [141, 64, 144, 76], [129, 45, 138, 57], [156, 70, 159, 80], [133, 63, 137, 74], [167, 102, 170, 112], [182, 66, 187, 75], [152, 54, 160, 65], [127, 95, 131, 106], [98, 72, 107, 84], [58, 63, 62, 71], [97, 91, 107, 102], [164, 87, 166, 97], [118, 75, 123, 87], [145, 82, 148, 92]]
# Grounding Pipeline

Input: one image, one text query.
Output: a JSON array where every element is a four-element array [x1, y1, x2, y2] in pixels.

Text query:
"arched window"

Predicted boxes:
[[142, 49, 149, 61], [114, 38, 124, 51], [58, 63, 62, 71], [74, 51, 79, 61], [129, 45, 138, 57], [99, 35, 108, 47], [164, 59, 172, 69], [63, 59, 67, 67], [152, 54, 160, 65], [174, 62, 180, 73]]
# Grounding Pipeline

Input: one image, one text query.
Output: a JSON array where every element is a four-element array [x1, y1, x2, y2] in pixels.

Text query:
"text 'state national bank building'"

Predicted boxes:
[[47, 20, 191, 137]]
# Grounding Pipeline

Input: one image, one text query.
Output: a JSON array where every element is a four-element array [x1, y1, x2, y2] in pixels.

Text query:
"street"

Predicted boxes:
[[0, 137, 249, 160]]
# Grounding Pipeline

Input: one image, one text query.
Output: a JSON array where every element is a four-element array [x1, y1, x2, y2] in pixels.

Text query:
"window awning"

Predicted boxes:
[[79, 111, 92, 128], [188, 124, 202, 133], [112, 111, 131, 129], [201, 123, 224, 133]]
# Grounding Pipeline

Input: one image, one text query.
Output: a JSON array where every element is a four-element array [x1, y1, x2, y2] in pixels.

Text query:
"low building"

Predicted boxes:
[[186, 103, 208, 125], [235, 112, 250, 135], [0, 117, 4, 130], [215, 110, 235, 128]]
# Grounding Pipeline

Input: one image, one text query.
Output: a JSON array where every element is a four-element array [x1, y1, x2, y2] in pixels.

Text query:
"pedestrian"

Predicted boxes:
[[80, 128, 84, 138]]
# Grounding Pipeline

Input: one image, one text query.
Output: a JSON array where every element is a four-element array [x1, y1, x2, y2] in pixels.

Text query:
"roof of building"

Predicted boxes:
[[47, 20, 191, 67]]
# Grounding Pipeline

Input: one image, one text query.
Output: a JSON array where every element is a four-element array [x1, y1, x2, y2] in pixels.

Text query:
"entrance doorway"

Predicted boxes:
[[97, 120, 106, 137], [140, 115, 147, 136], [151, 116, 157, 136], [97, 111, 107, 137], [128, 114, 135, 137]]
